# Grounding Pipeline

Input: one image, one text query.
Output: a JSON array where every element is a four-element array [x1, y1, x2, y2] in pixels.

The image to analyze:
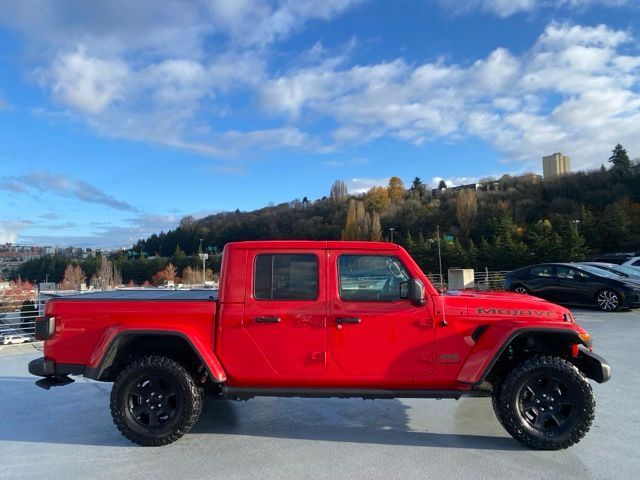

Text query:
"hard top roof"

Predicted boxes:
[[224, 240, 400, 251]]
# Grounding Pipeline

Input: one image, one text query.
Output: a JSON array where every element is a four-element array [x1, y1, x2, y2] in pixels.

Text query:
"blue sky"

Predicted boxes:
[[1, 0, 639, 248]]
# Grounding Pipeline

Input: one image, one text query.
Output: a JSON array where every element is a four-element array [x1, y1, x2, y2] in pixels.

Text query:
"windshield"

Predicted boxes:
[[593, 264, 640, 277], [579, 264, 625, 279]]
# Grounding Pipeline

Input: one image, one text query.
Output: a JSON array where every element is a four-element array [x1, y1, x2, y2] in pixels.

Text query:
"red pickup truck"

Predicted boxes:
[[29, 241, 610, 449]]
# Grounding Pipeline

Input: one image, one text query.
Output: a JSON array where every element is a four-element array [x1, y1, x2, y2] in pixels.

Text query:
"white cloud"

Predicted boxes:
[[0, 221, 32, 244], [1, 1, 639, 170], [346, 177, 389, 194], [0, 171, 136, 211], [44, 46, 129, 114], [205, 0, 366, 47], [439, 0, 632, 18], [259, 22, 640, 170]]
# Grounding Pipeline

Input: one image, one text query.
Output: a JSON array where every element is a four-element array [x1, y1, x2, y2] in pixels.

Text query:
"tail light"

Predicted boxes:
[[35, 316, 56, 340]]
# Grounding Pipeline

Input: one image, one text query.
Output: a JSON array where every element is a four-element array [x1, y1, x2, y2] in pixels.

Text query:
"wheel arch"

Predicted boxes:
[[85, 330, 226, 383], [471, 328, 589, 386]]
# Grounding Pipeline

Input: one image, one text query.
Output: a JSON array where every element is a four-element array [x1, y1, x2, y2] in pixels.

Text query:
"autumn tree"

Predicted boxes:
[[342, 200, 371, 240], [152, 263, 177, 286], [60, 264, 86, 290], [0, 279, 34, 312], [455, 189, 478, 241], [371, 211, 382, 241], [388, 176, 406, 203], [181, 266, 213, 285], [364, 186, 390, 212]]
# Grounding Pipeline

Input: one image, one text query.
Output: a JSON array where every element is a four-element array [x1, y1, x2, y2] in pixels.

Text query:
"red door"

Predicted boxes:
[[242, 251, 327, 378], [327, 251, 436, 387]]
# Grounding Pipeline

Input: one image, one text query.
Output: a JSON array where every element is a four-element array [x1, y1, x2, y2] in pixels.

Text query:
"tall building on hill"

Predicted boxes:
[[542, 152, 571, 179]]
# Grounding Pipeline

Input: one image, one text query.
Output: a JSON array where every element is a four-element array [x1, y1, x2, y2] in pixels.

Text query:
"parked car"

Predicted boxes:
[[0, 330, 31, 345], [504, 263, 640, 311], [593, 254, 640, 268], [621, 256, 640, 270], [579, 262, 640, 281]]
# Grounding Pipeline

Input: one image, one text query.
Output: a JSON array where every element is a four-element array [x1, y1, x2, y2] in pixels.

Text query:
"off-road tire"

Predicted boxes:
[[110, 355, 203, 446], [496, 355, 595, 450], [491, 380, 505, 427]]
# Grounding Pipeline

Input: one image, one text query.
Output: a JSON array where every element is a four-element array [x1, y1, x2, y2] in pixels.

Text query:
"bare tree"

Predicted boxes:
[[60, 265, 86, 290], [330, 180, 348, 202], [456, 189, 478, 241], [93, 256, 114, 290]]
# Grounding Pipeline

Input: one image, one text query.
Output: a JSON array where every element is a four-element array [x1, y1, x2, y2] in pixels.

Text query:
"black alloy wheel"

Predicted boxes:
[[495, 355, 594, 450], [518, 375, 575, 431], [128, 374, 179, 429], [596, 289, 620, 312], [110, 355, 203, 446], [513, 285, 529, 295]]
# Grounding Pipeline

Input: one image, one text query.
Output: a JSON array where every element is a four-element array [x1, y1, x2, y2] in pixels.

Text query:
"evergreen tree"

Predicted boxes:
[[609, 143, 631, 174]]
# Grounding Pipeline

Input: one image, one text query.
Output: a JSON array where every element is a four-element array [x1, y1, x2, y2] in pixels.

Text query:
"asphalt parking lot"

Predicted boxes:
[[1, 308, 638, 480]]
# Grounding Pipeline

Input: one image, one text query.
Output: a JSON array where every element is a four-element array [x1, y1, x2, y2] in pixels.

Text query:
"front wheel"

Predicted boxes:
[[512, 285, 529, 295], [596, 289, 621, 312], [110, 355, 203, 446], [495, 355, 595, 450]]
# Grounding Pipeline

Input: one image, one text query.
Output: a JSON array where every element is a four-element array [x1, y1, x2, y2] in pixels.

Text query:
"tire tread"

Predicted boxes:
[[110, 355, 203, 446], [496, 355, 595, 450]]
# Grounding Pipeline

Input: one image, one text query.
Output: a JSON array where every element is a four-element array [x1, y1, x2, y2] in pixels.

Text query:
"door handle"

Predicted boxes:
[[335, 317, 361, 324], [254, 316, 281, 324]]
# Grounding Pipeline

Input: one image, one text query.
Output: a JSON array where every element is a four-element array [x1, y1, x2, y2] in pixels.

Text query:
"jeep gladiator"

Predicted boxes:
[[29, 241, 611, 449]]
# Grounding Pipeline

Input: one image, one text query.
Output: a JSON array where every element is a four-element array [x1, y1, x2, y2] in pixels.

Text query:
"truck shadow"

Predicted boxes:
[[1, 377, 520, 450], [191, 396, 523, 451], [0, 376, 129, 447]]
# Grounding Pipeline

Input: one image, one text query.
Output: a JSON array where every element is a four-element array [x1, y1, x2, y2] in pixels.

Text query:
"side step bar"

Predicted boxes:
[[222, 387, 463, 400]]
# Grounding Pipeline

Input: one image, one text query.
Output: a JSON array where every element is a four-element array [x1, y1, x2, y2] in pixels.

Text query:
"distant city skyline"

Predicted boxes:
[[1, 1, 639, 247]]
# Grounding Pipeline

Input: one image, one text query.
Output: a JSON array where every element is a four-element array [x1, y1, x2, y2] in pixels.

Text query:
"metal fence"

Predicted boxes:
[[473, 269, 510, 291], [0, 290, 44, 347], [426, 269, 509, 291]]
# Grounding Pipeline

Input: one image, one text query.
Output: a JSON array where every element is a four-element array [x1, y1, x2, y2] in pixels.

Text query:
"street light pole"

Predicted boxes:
[[572, 219, 580, 234], [389, 227, 395, 243], [199, 253, 209, 285]]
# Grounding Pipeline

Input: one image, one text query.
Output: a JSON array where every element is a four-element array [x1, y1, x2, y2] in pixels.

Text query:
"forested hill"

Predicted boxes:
[[135, 160, 640, 273]]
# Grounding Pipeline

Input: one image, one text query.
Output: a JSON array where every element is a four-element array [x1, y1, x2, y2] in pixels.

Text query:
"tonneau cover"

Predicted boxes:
[[47, 289, 218, 301]]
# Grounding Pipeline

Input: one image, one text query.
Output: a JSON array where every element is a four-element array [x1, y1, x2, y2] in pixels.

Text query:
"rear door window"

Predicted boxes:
[[254, 254, 318, 300], [530, 265, 554, 277]]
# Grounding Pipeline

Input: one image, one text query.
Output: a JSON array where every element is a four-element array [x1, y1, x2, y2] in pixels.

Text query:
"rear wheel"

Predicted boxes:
[[110, 355, 203, 446], [495, 355, 594, 450], [596, 289, 620, 312]]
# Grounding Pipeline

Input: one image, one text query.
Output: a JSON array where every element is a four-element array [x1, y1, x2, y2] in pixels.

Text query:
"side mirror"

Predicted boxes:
[[401, 279, 426, 306]]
